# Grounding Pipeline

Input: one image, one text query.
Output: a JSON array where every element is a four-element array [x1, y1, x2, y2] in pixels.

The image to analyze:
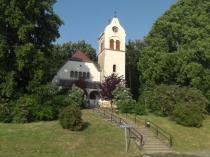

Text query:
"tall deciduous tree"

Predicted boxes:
[[98, 73, 124, 111], [126, 39, 144, 100], [138, 0, 210, 110], [0, 0, 63, 98]]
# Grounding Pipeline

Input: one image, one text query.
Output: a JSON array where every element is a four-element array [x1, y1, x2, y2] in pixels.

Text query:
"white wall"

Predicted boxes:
[[52, 60, 100, 84]]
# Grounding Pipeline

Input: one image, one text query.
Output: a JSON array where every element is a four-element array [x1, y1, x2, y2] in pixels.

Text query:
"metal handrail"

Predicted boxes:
[[92, 108, 144, 146], [145, 119, 173, 146]]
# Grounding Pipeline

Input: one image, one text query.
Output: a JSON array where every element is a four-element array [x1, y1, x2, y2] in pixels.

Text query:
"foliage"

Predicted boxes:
[[125, 40, 144, 101], [134, 103, 147, 116], [0, 97, 13, 123], [12, 95, 35, 123], [98, 73, 124, 100], [59, 105, 83, 131], [120, 101, 134, 113], [143, 84, 208, 116], [71, 77, 87, 96], [98, 73, 124, 111], [112, 84, 135, 113], [0, 0, 63, 99], [170, 103, 204, 128], [26, 81, 58, 104], [138, 0, 210, 108], [68, 85, 85, 108]]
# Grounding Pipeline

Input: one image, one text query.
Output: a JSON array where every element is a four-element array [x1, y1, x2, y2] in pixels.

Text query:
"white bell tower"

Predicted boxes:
[[98, 13, 126, 81]]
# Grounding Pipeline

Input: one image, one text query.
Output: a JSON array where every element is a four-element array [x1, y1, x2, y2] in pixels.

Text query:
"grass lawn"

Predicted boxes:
[[0, 109, 140, 157], [124, 112, 210, 153]]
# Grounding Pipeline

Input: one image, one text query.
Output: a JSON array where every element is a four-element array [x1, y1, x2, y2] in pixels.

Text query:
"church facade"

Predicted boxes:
[[52, 16, 126, 106]]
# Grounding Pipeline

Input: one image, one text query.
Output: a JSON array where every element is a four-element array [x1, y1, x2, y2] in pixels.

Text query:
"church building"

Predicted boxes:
[[52, 15, 126, 106]]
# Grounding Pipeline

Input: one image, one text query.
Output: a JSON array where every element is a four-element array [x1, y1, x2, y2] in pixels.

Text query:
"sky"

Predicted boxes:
[[53, 0, 178, 53]]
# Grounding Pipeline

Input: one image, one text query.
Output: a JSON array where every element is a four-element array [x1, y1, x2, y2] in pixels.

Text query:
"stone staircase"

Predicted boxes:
[[92, 108, 173, 154], [135, 127, 173, 154]]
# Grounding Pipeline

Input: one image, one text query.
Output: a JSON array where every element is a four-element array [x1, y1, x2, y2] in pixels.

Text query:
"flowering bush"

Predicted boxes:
[[68, 85, 85, 108], [112, 84, 135, 113]]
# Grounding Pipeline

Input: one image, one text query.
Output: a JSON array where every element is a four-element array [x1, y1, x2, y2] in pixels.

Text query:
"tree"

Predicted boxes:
[[0, 0, 63, 98], [98, 73, 124, 112], [138, 0, 210, 110], [125, 39, 144, 100]]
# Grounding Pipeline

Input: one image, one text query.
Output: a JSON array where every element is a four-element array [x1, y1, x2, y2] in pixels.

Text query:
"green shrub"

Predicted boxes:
[[120, 101, 134, 113], [142, 85, 209, 116], [13, 95, 34, 123], [170, 103, 204, 128], [0, 97, 13, 123], [59, 105, 83, 131], [134, 103, 147, 115]]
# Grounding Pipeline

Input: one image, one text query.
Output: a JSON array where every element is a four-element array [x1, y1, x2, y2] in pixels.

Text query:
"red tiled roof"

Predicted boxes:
[[71, 50, 91, 61]]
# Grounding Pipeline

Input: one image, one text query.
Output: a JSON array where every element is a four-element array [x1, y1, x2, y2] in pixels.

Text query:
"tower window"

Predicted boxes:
[[116, 40, 120, 50], [70, 71, 74, 77], [110, 39, 114, 49], [113, 64, 116, 72], [75, 71, 78, 78]]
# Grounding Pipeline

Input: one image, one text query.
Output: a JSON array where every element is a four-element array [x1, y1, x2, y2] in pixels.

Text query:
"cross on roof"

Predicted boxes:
[[114, 11, 116, 17]]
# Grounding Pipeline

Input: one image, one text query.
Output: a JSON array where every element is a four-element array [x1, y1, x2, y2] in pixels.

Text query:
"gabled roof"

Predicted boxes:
[[71, 50, 91, 61]]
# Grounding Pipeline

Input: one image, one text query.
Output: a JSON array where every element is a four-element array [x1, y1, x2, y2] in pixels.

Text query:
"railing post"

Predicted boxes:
[[170, 135, 173, 147], [145, 119, 147, 128], [141, 135, 143, 146], [156, 126, 158, 136], [111, 114, 112, 123], [129, 127, 131, 136]]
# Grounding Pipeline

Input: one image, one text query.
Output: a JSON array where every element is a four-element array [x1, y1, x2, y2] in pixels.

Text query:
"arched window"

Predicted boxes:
[[79, 72, 82, 77], [75, 71, 78, 78], [116, 40, 120, 50], [110, 39, 114, 49], [83, 72, 86, 78], [70, 71, 74, 77], [113, 64, 116, 72], [87, 72, 90, 79]]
